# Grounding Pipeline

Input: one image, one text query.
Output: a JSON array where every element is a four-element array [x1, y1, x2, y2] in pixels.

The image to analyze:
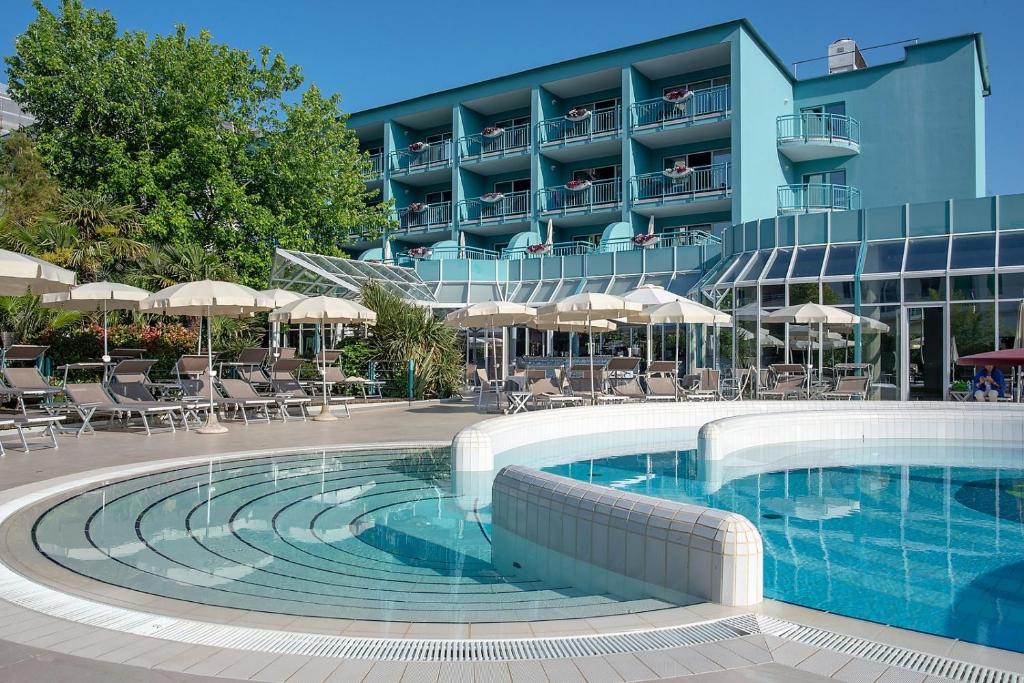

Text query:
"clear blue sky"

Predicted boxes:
[[3, 0, 1021, 195]]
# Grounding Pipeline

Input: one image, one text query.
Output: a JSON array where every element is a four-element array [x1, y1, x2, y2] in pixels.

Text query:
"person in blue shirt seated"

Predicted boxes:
[[973, 364, 1005, 402]]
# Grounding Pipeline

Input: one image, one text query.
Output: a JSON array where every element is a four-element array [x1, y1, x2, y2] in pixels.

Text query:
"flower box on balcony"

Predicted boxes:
[[565, 179, 592, 192], [633, 234, 660, 248], [482, 126, 504, 139], [526, 243, 551, 255], [663, 164, 693, 179], [565, 108, 591, 122], [480, 192, 505, 204], [662, 89, 693, 108], [408, 246, 433, 259], [407, 202, 426, 214], [408, 141, 429, 153]]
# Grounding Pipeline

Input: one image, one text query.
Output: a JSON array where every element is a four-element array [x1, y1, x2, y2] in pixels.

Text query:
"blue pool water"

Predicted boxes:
[[544, 441, 1024, 653], [30, 448, 671, 622]]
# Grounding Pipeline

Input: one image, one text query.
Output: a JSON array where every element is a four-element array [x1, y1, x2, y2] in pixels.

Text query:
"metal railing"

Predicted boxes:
[[538, 105, 621, 145], [777, 113, 860, 146], [458, 190, 531, 223], [630, 85, 731, 129], [631, 162, 732, 203], [660, 229, 722, 248], [398, 245, 499, 261], [538, 179, 622, 214], [458, 124, 530, 160], [397, 201, 452, 231], [367, 152, 383, 177], [389, 140, 453, 174], [777, 183, 862, 213], [502, 241, 596, 259]]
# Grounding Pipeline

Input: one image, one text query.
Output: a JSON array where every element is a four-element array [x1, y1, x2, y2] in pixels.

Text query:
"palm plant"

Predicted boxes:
[[0, 295, 82, 348], [126, 242, 238, 290], [361, 282, 462, 399]]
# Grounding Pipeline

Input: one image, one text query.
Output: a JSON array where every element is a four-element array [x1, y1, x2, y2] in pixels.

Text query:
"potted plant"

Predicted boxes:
[[408, 246, 433, 258], [407, 202, 426, 213], [482, 126, 504, 138], [633, 233, 660, 248], [526, 243, 551, 255], [663, 89, 693, 107], [408, 141, 429, 153], [663, 163, 693, 179], [565, 179, 592, 192], [565, 107, 591, 122], [480, 192, 505, 204]]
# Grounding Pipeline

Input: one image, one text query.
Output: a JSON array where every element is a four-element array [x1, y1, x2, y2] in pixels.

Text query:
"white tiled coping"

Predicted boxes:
[[492, 466, 763, 607]]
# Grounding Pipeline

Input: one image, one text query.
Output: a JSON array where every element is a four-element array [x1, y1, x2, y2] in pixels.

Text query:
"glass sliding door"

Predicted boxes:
[[904, 304, 947, 401]]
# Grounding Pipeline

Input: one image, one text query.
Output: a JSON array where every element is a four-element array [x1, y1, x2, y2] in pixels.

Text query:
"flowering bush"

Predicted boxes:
[[40, 321, 200, 378]]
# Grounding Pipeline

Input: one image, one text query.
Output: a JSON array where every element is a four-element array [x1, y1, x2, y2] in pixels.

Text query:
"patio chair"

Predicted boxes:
[[0, 414, 64, 455], [611, 376, 649, 402], [172, 355, 216, 395], [645, 361, 682, 401], [0, 345, 62, 414], [685, 369, 721, 401], [108, 361, 196, 427], [189, 375, 274, 424], [271, 358, 353, 418], [527, 375, 584, 409], [317, 351, 384, 400], [569, 366, 628, 405], [760, 375, 806, 400], [64, 382, 183, 436], [220, 378, 311, 422], [822, 375, 870, 400], [475, 368, 502, 409], [720, 368, 752, 401]]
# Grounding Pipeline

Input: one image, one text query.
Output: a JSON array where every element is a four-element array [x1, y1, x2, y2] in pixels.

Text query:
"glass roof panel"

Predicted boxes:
[[790, 246, 826, 278], [269, 248, 437, 302], [862, 241, 905, 274], [824, 244, 859, 277], [950, 234, 995, 270], [737, 251, 767, 282], [553, 279, 581, 299], [999, 231, 1024, 267], [468, 284, 501, 303], [764, 249, 793, 280], [608, 275, 642, 294], [641, 273, 672, 288], [580, 278, 611, 293], [668, 271, 701, 297], [435, 283, 468, 303], [531, 280, 560, 303], [716, 254, 749, 285], [905, 237, 949, 272], [511, 282, 538, 303]]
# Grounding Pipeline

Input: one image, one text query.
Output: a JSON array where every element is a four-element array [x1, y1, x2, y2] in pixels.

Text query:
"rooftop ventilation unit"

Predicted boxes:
[[828, 39, 867, 74]]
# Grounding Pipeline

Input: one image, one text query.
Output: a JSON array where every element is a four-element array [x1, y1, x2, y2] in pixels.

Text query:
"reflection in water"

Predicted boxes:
[[545, 442, 1024, 654]]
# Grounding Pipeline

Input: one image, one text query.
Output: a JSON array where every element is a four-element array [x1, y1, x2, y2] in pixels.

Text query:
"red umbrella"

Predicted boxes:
[[956, 348, 1024, 366]]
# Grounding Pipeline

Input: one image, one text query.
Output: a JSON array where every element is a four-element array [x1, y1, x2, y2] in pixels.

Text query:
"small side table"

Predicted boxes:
[[504, 391, 532, 415]]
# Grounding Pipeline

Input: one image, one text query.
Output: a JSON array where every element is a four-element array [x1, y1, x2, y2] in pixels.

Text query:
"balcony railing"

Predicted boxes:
[[409, 245, 499, 260], [458, 191, 531, 223], [458, 124, 530, 160], [631, 162, 732, 203], [777, 113, 860, 146], [389, 140, 452, 174], [778, 183, 862, 214], [631, 85, 731, 129], [367, 152, 383, 178], [503, 241, 596, 259], [538, 179, 622, 214], [538, 106, 621, 145], [397, 201, 452, 231]]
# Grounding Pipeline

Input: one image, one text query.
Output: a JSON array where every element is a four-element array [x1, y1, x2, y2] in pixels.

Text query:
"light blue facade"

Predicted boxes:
[[344, 19, 990, 306]]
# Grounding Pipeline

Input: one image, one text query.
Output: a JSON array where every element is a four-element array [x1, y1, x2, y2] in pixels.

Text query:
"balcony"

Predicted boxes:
[[630, 162, 732, 216], [458, 124, 531, 173], [537, 179, 622, 216], [458, 191, 531, 231], [389, 141, 453, 185], [503, 241, 595, 259], [536, 106, 621, 162], [777, 184, 862, 214], [777, 113, 860, 161], [630, 85, 731, 147], [366, 152, 384, 180], [396, 201, 452, 233]]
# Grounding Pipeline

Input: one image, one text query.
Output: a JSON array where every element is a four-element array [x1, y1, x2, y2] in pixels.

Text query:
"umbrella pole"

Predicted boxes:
[[314, 319, 337, 421], [102, 299, 109, 361], [197, 307, 227, 434], [588, 310, 596, 402], [675, 322, 680, 401]]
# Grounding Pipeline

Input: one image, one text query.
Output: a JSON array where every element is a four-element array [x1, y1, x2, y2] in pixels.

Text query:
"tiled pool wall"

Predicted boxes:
[[492, 466, 763, 607]]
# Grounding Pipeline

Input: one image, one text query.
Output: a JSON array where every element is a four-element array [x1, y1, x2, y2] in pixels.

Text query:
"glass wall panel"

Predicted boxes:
[[903, 276, 945, 302], [790, 246, 826, 278], [787, 283, 819, 305], [824, 244, 859, 276], [860, 279, 900, 304], [822, 280, 855, 305], [950, 274, 995, 300], [736, 286, 758, 308], [904, 237, 949, 271], [737, 251, 767, 282], [861, 305, 900, 399], [862, 241, 905, 274], [760, 322, 786, 368], [998, 231, 1024, 267], [532, 280, 559, 302], [950, 301, 995, 360], [998, 300, 1023, 349], [1000, 272, 1024, 300], [761, 284, 786, 308], [949, 234, 995, 269], [764, 249, 793, 280]]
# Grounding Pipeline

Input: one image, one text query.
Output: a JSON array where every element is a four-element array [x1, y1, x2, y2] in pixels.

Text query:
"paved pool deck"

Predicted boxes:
[[0, 400, 1020, 682]]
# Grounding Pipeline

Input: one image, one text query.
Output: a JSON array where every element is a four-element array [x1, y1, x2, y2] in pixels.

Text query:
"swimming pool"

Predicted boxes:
[[544, 439, 1024, 653], [29, 448, 672, 623]]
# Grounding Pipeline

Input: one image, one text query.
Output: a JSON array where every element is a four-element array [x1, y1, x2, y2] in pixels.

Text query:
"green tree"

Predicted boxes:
[[6, 0, 392, 286], [0, 131, 59, 228]]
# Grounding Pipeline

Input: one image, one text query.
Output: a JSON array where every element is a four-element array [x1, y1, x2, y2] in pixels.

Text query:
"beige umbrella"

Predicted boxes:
[[0, 249, 76, 296], [140, 281, 273, 434], [538, 293, 642, 396], [763, 303, 859, 386], [259, 289, 307, 352], [444, 301, 537, 382], [545, 219, 554, 248], [41, 281, 151, 361], [269, 296, 377, 421], [458, 231, 466, 259], [635, 299, 731, 395], [623, 285, 687, 365], [383, 235, 393, 263], [529, 315, 617, 375]]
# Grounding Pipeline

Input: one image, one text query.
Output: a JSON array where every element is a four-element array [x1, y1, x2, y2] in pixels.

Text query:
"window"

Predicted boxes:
[[663, 148, 730, 170], [904, 237, 949, 272], [425, 132, 453, 143], [862, 241, 905, 274], [493, 115, 529, 129], [574, 233, 601, 246], [790, 246, 826, 278], [423, 190, 452, 204], [764, 249, 793, 279], [950, 234, 995, 270], [662, 76, 730, 96], [998, 231, 1024, 267], [571, 97, 620, 112], [364, 145, 383, 156], [573, 165, 620, 181], [803, 170, 846, 186], [824, 244, 859, 276], [494, 178, 530, 194], [801, 102, 846, 116]]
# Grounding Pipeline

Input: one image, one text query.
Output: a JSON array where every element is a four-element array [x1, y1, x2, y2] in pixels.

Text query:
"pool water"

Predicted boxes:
[[544, 442, 1024, 653], [30, 449, 671, 623]]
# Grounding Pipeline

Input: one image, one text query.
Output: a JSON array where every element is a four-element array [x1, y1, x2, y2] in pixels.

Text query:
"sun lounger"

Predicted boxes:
[[0, 345, 62, 414], [316, 352, 384, 399], [527, 375, 584, 409], [760, 376, 806, 400], [108, 363, 195, 427], [0, 414, 64, 455], [823, 375, 870, 400], [685, 369, 721, 401], [611, 377, 649, 402], [220, 378, 311, 422], [189, 376, 273, 424], [63, 382, 183, 436]]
